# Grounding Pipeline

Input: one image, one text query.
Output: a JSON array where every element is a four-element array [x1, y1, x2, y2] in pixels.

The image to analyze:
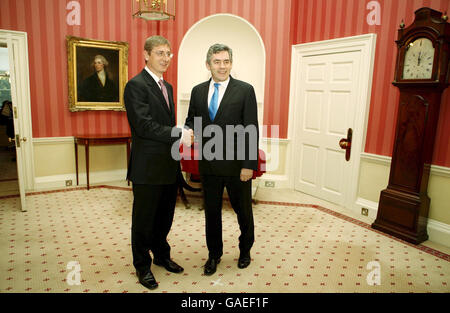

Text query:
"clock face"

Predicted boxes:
[[402, 37, 435, 80]]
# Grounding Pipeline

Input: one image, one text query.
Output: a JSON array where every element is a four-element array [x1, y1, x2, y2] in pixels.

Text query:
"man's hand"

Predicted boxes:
[[240, 168, 253, 182], [181, 128, 194, 147]]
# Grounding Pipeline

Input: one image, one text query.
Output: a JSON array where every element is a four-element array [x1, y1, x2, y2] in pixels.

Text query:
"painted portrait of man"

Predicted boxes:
[[76, 47, 119, 103]]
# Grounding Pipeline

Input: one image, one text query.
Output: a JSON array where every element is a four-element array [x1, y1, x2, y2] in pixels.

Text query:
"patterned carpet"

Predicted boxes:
[[0, 186, 449, 293]]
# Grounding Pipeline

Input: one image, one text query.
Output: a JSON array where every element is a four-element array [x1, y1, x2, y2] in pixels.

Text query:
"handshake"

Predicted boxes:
[[181, 128, 195, 147]]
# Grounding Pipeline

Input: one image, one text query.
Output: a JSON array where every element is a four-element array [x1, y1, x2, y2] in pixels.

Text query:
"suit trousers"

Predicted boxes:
[[201, 175, 254, 259], [131, 183, 178, 273]]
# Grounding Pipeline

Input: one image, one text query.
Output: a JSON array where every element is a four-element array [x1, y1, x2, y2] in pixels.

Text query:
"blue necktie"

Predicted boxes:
[[209, 83, 220, 121]]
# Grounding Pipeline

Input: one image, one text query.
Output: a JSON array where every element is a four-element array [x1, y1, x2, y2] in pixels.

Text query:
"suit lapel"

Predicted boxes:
[[141, 69, 172, 115], [201, 79, 211, 120]]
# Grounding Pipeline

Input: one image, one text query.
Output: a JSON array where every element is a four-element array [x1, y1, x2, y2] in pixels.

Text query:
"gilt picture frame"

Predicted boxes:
[[67, 36, 128, 111]]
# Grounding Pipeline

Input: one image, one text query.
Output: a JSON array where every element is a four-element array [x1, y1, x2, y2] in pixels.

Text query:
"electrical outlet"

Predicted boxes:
[[361, 208, 369, 216], [65, 180, 73, 187], [265, 181, 275, 188]]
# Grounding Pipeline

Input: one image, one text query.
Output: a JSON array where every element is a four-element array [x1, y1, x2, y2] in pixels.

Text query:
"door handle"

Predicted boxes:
[[8, 135, 23, 147], [8, 136, 26, 142], [339, 128, 352, 161]]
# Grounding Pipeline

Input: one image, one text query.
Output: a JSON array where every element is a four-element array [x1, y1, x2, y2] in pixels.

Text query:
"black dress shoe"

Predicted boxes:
[[238, 254, 251, 269], [203, 258, 221, 276], [153, 258, 184, 273], [136, 270, 158, 290]]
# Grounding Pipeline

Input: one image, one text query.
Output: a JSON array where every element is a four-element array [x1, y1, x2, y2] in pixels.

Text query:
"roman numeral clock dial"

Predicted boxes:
[[402, 38, 434, 79]]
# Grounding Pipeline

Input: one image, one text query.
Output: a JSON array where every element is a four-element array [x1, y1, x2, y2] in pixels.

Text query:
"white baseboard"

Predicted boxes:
[[354, 197, 378, 220], [427, 219, 450, 248], [354, 197, 450, 248], [258, 174, 291, 189], [34, 169, 127, 190]]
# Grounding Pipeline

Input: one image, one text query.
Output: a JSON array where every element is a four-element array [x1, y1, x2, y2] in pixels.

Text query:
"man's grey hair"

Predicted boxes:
[[93, 55, 108, 67], [206, 43, 233, 64], [144, 35, 171, 53]]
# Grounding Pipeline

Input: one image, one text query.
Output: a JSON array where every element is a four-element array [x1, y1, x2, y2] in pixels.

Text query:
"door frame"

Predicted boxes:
[[0, 30, 35, 211], [287, 34, 376, 211]]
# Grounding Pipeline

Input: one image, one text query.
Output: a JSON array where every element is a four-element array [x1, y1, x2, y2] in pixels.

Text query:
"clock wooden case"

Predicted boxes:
[[372, 7, 449, 244]]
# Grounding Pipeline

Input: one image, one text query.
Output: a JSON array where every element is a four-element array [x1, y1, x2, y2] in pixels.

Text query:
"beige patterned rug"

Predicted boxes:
[[0, 186, 449, 293]]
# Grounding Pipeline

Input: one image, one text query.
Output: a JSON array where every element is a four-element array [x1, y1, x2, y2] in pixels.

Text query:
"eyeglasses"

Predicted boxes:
[[152, 50, 174, 59]]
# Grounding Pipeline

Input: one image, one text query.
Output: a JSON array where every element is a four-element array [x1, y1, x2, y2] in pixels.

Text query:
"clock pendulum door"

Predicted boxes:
[[371, 8, 450, 244]]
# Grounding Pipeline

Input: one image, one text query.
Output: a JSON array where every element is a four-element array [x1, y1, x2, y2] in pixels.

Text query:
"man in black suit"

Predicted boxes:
[[185, 43, 259, 275], [124, 35, 193, 290]]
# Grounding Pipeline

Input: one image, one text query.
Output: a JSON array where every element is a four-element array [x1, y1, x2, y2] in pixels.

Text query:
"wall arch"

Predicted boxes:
[[177, 13, 265, 127]]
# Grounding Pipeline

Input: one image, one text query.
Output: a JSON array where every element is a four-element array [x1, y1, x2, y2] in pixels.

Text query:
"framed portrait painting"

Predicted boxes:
[[67, 36, 128, 111]]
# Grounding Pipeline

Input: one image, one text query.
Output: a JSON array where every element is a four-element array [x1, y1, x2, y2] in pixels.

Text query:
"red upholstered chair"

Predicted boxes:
[[179, 143, 266, 208]]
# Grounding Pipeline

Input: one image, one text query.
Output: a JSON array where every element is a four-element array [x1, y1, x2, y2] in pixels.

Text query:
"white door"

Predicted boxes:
[[289, 35, 376, 209], [1, 30, 34, 212]]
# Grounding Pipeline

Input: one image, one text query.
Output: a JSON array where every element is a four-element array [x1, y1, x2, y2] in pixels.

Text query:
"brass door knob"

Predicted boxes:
[[339, 139, 350, 149], [339, 128, 353, 161]]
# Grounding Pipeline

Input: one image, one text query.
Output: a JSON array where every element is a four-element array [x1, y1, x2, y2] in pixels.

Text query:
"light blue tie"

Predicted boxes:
[[209, 83, 220, 121]]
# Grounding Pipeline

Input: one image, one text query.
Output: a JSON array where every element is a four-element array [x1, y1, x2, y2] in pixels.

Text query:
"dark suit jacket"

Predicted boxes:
[[124, 69, 180, 185], [185, 76, 259, 177], [78, 72, 119, 102]]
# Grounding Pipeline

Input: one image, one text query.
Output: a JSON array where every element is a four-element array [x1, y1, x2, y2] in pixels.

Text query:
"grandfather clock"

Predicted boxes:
[[372, 8, 450, 244]]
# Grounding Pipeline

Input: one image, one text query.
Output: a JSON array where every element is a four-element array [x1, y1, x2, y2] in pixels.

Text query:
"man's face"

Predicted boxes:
[[206, 50, 232, 82], [94, 59, 104, 72], [145, 44, 172, 77]]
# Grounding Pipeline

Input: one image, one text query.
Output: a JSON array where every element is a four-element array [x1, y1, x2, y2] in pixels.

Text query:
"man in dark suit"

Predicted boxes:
[[185, 43, 259, 276], [78, 55, 119, 102], [124, 35, 193, 290]]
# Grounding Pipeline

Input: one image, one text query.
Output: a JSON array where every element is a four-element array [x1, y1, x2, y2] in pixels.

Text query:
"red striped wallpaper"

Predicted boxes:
[[293, 0, 449, 166], [0, 0, 449, 166]]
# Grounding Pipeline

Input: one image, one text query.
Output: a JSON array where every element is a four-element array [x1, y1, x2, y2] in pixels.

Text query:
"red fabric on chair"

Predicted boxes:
[[253, 149, 266, 179], [180, 143, 200, 174], [180, 143, 266, 179]]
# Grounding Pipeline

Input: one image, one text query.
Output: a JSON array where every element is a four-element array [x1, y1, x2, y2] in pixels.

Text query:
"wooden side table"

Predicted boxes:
[[74, 134, 131, 190]]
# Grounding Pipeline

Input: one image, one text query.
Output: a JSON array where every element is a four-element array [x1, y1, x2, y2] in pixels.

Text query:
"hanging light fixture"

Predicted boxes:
[[132, 0, 175, 21]]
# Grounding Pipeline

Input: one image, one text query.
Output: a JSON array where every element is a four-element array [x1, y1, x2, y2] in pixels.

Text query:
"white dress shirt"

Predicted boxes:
[[97, 70, 106, 86], [207, 77, 230, 109], [145, 66, 164, 89]]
